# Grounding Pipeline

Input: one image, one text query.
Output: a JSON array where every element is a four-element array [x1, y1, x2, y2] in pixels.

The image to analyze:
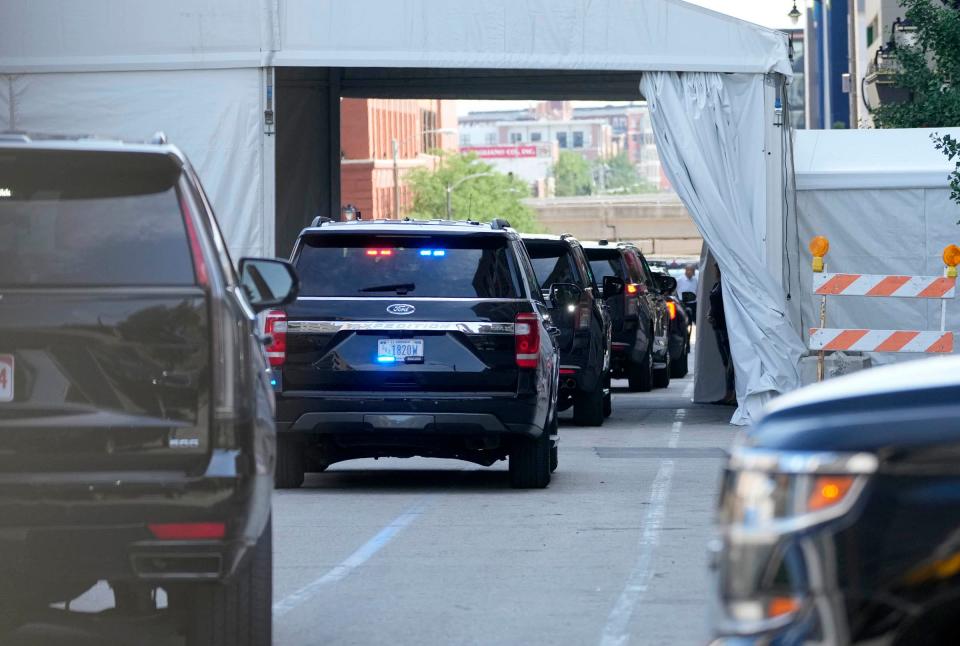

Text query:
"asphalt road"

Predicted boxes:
[[6, 371, 737, 646]]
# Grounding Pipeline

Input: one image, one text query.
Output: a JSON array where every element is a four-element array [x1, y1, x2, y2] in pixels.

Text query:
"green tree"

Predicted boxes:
[[871, 0, 960, 210], [869, 0, 960, 129], [598, 152, 656, 194], [405, 151, 542, 232], [552, 151, 594, 197]]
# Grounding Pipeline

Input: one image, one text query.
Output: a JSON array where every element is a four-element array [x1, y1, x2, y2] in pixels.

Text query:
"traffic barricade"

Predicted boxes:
[[807, 236, 960, 381]]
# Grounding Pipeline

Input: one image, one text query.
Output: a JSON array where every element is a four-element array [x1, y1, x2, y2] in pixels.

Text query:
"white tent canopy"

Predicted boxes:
[[1, 0, 798, 424]]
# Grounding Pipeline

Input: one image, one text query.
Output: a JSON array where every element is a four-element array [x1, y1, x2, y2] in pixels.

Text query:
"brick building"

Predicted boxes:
[[340, 99, 457, 220]]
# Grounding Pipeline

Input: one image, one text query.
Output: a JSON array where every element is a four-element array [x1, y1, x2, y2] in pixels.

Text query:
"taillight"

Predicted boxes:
[[624, 283, 640, 316], [264, 310, 287, 367], [626, 283, 639, 295], [667, 301, 677, 320], [148, 522, 226, 540], [179, 195, 210, 287], [515, 312, 541, 368]]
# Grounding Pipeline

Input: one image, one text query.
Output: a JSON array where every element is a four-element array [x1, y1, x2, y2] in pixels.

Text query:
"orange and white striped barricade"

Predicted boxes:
[[807, 237, 960, 381]]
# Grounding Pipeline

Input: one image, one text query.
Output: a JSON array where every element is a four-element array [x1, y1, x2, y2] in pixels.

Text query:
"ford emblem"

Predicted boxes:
[[386, 303, 416, 316]]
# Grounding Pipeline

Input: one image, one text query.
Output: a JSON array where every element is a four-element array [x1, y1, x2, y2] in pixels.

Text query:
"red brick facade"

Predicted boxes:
[[340, 99, 457, 220]]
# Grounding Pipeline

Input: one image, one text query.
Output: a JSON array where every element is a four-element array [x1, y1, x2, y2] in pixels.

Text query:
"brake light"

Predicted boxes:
[[626, 283, 639, 295], [148, 522, 226, 540], [667, 301, 677, 320], [515, 312, 541, 368], [179, 196, 209, 287], [264, 310, 287, 367]]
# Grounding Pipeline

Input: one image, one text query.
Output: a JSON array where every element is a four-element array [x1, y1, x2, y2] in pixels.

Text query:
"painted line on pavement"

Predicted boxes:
[[599, 408, 684, 646], [273, 497, 431, 618]]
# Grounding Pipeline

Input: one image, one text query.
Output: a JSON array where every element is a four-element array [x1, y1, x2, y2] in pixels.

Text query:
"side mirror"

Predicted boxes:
[[602, 275, 625, 297], [655, 274, 677, 294], [681, 291, 696, 303], [549, 282, 582, 308], [238, 258, 300, 313]]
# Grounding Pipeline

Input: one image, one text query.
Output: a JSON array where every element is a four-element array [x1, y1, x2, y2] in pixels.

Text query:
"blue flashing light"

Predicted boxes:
[[419, 249, 432, 256], [377, 355, 396, 363], [432, 250, 445, 256], [270, 378, 278, 387]]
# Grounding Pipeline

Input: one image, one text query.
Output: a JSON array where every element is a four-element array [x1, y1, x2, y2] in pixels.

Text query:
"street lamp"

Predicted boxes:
[[392, 127, 457, 219], [788, 1, 802, 24], [445, 172, 496, 219]]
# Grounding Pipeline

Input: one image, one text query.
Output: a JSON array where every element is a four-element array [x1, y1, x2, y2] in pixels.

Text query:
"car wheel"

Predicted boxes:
[[653, 352, 671, 389], [275, 435, 305, 489], [670, 346, 689, 378], [627, 350, 653, 392], [509, 431, 551, 488], [573, 384, 605, 427], [175, 517, 272, 646]]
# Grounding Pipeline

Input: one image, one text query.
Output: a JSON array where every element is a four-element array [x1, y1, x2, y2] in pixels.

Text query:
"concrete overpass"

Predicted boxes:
[[524, 193, 702, 256]]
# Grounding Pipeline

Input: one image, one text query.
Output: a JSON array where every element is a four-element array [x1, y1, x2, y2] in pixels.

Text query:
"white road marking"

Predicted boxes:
[[273, 497, 431, 618], [599, 408, 684, 646]]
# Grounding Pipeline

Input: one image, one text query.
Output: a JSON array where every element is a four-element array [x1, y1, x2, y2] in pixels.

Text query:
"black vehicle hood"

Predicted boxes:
[[748, 356, 960, 466]]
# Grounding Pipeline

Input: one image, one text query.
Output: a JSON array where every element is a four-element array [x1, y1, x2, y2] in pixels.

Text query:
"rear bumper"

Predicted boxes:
[[277, 391, 547, 438], [0, 451, 271, 590]]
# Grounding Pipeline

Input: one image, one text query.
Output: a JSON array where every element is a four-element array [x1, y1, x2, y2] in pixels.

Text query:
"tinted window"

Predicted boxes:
[[0, 149, 194, 287], [526, 243, 581, 289], [586, 250, 626, 282], [295, 233, 520, 298]]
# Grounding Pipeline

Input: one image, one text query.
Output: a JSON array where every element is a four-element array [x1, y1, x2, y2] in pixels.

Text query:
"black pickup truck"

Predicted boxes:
[[712, 356, 960, 645], [0, 134, 297, 645]]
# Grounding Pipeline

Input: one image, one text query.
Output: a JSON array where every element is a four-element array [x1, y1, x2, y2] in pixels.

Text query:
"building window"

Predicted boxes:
[[460, 133, 470, 146], [510, 132, 523, 144], [530, 132, 542, 142], [485, 132, 498, 145], [572, 131, 584, 148], [557, 132, 568, 148], [867, 17, 878, 46], [420, 108, 438, 151]]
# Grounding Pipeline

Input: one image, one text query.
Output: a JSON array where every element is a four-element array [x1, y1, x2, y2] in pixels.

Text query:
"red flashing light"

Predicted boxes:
[[667, 301, 677, 320], [626, 283, 639, 295], [148, 522, 226, 540], [366, 249, 393, 256], [366, 249, 378, 256]]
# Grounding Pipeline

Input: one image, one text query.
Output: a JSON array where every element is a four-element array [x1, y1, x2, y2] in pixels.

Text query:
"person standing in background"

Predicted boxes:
[[675, 263, 699, 323], [708, 265, 736, 405]]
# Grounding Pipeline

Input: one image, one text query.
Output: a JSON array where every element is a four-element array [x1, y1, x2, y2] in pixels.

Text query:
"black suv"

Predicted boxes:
[[0, 135, 297, 644], [711, 356, 960, 645], [582, 241, 673, 391], [520, 234, 612, 426], [273, 219, 560, 489], [649, 267, 689, 379]]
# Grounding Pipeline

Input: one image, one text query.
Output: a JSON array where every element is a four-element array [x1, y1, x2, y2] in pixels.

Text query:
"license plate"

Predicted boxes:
[[377, 338, 424, 362], [0, 355, 12, 402]]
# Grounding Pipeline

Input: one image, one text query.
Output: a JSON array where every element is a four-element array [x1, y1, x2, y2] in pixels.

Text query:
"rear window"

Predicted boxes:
[[585, 250, 625, 283], [0, 149, 194, 287], [525, 242, 581, 290], [295, 233, 521, 298]]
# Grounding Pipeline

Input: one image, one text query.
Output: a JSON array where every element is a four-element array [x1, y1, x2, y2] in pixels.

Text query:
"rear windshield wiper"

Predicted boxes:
[[359, 282, 416, 294]]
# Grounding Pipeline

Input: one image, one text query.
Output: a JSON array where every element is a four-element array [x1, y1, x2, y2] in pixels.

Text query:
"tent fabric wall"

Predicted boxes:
[[0, 69, 269, 260], [642, 72, 806, 425], [791, 128, 960, 369]]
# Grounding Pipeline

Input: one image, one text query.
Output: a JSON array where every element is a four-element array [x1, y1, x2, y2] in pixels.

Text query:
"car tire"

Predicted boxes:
[[670, 346, 689, 378], [275, 435, 305, 489], [550, 445, 559, 473], [178, 517, 272, 646], [573, 384, 605, 427], [603, 390, 612, 418], [509, 431, 551, 488], [653, 353, 671, 389], [627, 350, 654, 393]]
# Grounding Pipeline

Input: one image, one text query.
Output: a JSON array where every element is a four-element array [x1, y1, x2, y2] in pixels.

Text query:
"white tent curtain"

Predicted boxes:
[[641, 71, 806, 425]]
